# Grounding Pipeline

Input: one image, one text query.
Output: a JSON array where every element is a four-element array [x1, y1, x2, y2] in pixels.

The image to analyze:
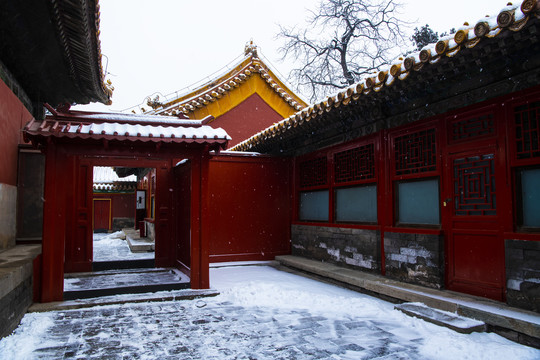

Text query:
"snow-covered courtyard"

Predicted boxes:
[[0, 265, 538, 359], [93, 231, 153, 262]]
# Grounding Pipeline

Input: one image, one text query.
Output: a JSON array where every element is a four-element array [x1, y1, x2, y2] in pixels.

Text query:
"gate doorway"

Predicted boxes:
[[91, 166, 155, 271], [24, 111, 228, 302]]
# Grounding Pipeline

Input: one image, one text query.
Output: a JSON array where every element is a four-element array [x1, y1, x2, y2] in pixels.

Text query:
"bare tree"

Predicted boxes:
[[278, 0, 407, 102]]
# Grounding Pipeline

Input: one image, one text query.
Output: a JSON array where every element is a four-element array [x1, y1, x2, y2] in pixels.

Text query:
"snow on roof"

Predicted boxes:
[[50, 110, 207, 127], [231, 0, 537, 152], [93, 167, 137, 183], [24, 118, 231, 146]]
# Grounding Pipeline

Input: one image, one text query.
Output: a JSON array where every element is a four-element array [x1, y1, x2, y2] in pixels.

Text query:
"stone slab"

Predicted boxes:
[[275, 255, 540, 340], [0, 245, 41, 298], [63, 268, 189, 300], [29, 288, 220, 312], [124, 229, 154, 252], [395, 302, 486, 334]]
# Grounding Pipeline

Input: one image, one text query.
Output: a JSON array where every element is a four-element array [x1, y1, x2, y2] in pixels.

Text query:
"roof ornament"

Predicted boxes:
[[147, 95, 163, 110], [244, 40, 259, 59]]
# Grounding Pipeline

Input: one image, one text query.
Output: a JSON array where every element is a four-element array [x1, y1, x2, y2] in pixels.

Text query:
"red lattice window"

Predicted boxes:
[[515, 101, 540, 159], [453, 154, 496, 216], [394, 128, 437, 176], [299, 156, 327, 188], [450, 114, 494, 142], [334, 144, 375, 184]]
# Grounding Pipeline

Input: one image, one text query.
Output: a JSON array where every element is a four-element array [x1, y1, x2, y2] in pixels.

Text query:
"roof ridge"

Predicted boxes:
[[141, 44, 307, 117]]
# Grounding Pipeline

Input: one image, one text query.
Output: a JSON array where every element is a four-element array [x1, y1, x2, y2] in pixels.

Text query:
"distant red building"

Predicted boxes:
[[143, 41, 307, 148]]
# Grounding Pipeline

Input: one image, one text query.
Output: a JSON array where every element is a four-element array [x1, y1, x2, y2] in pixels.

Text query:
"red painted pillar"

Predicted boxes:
[[40, 142, 66, 302], [199, 147, 210, 289], [190, 155, 201, 288]]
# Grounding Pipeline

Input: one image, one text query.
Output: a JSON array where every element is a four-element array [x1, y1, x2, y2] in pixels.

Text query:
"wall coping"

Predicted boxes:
[[0, 245, 41, 298]]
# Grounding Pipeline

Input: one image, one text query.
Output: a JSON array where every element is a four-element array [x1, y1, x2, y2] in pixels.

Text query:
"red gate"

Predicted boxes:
[[93, 198, 111, 231]]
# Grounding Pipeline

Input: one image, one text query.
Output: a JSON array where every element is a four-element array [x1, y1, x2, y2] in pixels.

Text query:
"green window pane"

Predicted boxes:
[[398, 179, 440, 225], [335, 185, 377, 223], [299, 190, 329, 221], [521, 168, 540, 227]]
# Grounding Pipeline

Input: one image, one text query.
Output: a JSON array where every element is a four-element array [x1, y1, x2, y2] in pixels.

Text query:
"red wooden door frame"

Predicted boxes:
[[442, 104, 507, 301], [173, 160, 192, 276], [40, 145, 211, 302], [443, 146, 506, 301], [41, 143, 67, 302], [64, 157, 94, 273]]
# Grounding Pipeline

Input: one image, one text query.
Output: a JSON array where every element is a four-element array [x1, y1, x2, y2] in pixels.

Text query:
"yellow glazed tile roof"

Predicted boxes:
[[231, 0, 538, 152], [145, 42, 307, 120]]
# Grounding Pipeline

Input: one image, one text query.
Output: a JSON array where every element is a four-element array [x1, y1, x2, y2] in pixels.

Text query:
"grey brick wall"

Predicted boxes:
[[383, 232, 444, 289], [112, 217, 135, 231], [291, 225, 380, 272], [0, 277, 33, 338], [505, 239, 540, 312]]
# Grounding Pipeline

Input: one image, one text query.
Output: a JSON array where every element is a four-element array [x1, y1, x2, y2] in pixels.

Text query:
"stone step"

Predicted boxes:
[[123, 228, 154, 252], [395, 302, 486, 334], [63, 268, 189, 300], [29, 289, 219, 312], [93, 259, 155, 271]]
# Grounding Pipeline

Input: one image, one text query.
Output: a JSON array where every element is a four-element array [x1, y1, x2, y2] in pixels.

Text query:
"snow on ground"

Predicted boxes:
[[0, 265, 538, 359], [211, 266, 540, 360], [93, 231, 153, 261]]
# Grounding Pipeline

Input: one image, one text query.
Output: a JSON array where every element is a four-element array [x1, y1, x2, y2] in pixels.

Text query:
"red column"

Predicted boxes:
[[199, 147, 210, 289], [189, 155, 201, 288], [40, 143, 66, 302]]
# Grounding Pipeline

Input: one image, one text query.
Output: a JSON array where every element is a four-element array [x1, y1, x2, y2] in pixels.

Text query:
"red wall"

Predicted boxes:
[[93, 192, 135, 218], [211, 93, 284, 148], [0, 79, 33, 185], [208, 154, 292, 262]]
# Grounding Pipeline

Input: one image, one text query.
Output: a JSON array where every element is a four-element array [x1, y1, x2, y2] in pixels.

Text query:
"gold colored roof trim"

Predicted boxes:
[[147, 42, 307, 117], [231, 0, 539, 152]]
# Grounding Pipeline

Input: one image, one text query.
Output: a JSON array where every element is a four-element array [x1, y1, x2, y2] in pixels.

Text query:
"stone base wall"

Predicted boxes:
[[112, 217, 135, 231], [505, 239, 540, 312], [0, 245, 40, 339], [145, 221, 155, 241], [383, 232, 444, 289], [0, 183, 17, 250], [291, 225, 380, 272], [0, 277, 32, 338]]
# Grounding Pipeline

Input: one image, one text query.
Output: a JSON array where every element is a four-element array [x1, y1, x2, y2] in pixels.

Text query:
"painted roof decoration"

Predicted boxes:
[[231, 0, 539, 152], [143, 41, 308, 119], [93, 183, 137, 192], [23, 110, 231, 150]]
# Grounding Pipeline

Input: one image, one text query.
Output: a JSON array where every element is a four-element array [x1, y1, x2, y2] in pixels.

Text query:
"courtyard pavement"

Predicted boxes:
[[1, 266, 538, 359]]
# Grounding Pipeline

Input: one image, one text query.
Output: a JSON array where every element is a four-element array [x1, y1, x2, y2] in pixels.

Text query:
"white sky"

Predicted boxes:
[[76, 0, 511, 113]]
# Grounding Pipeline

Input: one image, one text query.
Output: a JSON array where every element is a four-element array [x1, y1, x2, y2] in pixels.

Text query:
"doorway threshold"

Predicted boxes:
[[93, 259, 155, 271], [63, 268, 189, 300]]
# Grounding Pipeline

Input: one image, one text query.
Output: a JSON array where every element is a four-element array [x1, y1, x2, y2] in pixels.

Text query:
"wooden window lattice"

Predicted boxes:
[[515, 101, 540, 159], [299, 156, 327, 188], [451, 114, 494, 142], [453, 154, 496, 216], [394, 128, 437, 176], [334, 144, 375, 184]]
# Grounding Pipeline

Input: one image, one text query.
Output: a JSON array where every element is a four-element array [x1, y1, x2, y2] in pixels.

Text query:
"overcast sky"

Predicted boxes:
[[75, 0, 510, 113]]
